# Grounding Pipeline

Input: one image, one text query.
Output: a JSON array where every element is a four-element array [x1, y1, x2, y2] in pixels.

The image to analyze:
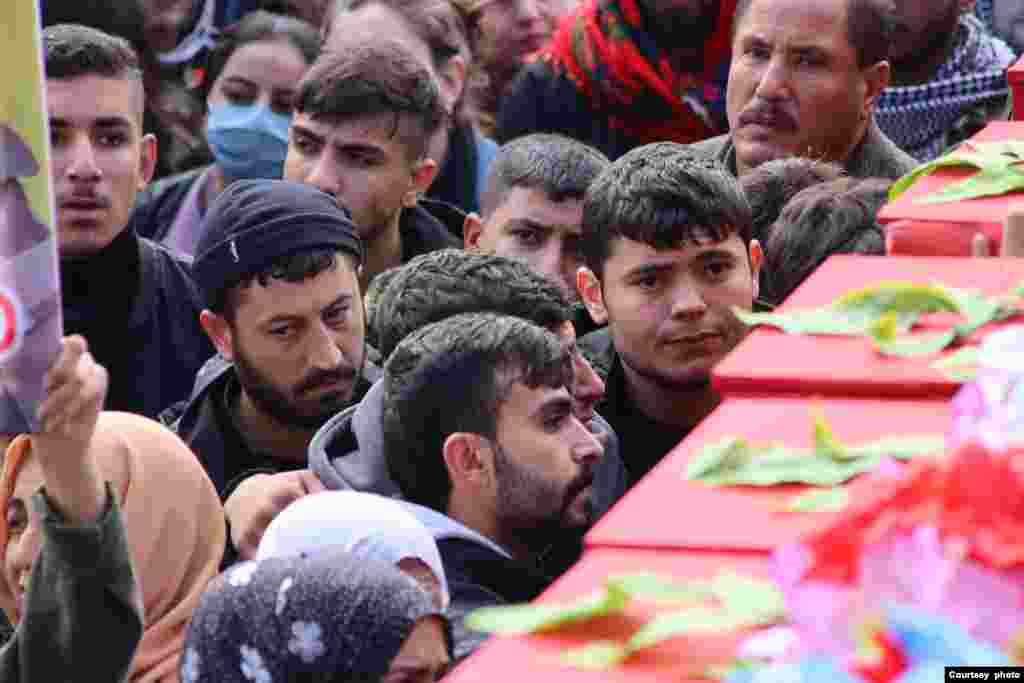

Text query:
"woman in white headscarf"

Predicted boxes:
[[256, 491, 449, 609]]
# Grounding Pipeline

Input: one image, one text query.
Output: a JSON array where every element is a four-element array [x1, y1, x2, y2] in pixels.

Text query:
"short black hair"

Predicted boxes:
[[734, 0, 896, 67], [211, 247, 353, 322], [763, 176, 889, 305], [371, 249, 573, 359], [294, 40, 446, 161], [43, 22, 143, 83], [199, 11, 321, 102], [480, 134, 610, 218], [581, 142, 752, 279], [43, 24, 146, 120], [739, 158, 846, 245], [383, 312, 573, 512]]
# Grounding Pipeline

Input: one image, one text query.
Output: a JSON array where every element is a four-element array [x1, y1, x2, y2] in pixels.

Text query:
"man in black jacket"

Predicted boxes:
[[283, 40, 460, 291], [577, 143, 762, 484], [166, 178, 369, 563], [44, 24, 215, 419], [382, 312, 603, 660], [686, 0, 916, 180]]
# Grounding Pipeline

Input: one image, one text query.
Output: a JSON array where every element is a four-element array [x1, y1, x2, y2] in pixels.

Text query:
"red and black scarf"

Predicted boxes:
[[543, 0, 735, 146]]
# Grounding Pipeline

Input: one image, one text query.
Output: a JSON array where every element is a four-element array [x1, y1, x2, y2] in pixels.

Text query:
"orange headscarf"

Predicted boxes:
[[0, 412, 226, 683]]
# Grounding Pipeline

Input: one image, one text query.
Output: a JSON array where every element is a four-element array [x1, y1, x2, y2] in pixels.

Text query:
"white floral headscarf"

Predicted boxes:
[[256, 491, 450, 609], [181, 551, 449, 682]]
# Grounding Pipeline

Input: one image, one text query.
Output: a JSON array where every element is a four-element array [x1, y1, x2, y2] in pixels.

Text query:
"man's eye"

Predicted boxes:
[[269, 325, 292, 337], [292, 135, 319, 155], [512, 230, 543, 248], [223, 90, 255, 106], [634, 274, 658, 290], [704, 260, 733, 280], [98, 132, 128, 147]]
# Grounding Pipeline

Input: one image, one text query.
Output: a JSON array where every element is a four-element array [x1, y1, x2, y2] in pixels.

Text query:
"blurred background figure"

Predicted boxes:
[[132, 11, 320, 255], [976, 0, 1024, 54], [453, 0, 550, 137], [323, 0, 498, 217]]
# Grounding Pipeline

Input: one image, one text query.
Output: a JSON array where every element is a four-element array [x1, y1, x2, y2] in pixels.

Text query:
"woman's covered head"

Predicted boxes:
[[0, 412, 225, 682], [182, 551, 451, 682], [257, 490, 450, 609], [202, 11, 320, 181]]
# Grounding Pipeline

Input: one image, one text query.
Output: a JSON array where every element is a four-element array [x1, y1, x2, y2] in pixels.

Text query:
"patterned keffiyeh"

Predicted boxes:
[[541, 0, 734, 146], [876, 14, 1016, 161], [181, 551, 448, 682]]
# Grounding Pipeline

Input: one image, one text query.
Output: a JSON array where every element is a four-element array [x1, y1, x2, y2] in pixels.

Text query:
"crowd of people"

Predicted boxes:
[[5, 0, 1024, 680]]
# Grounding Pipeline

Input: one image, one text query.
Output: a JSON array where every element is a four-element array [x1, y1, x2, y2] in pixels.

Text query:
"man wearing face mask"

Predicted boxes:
[[131, 12, 321, 256], [497, 0, 736, 161]]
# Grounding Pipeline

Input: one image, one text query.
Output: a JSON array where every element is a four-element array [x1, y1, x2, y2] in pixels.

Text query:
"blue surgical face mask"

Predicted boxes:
[[205, 102, 291, 181]]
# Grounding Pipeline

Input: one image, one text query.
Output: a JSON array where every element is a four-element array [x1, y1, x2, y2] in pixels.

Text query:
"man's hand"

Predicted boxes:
[[224, 469, 325, 560], [32, 335, 109, 525]]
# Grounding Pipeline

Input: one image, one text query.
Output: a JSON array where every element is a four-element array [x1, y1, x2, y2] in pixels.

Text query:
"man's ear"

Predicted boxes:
[[577, 266, 608, 325], [748, 239, 763, 302], [137, 132, 158, 190], [442, 432, 492, 491], [861, 60, 891, 117], [464, 212, 485, 250], [438, 55, 468, 114], [404, 158, 440, 208], [199, 309, 235, 361]]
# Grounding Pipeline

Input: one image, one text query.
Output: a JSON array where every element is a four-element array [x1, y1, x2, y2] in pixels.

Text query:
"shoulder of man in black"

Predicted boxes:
[[130, 165, 208, 241]]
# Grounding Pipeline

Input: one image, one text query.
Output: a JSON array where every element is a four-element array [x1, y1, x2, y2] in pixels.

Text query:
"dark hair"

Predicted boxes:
[[43, 23, 143, 83], [383, 312, 573, 511], [211, 247, 350, 322], [739, 158, 846, 245], [325, 0, 474, 125], [294, 41, 446, 160], [762, 176, 889, 305], [581, 142, 753, 278], [40, 0, 146, 48], [199, 11, 321, 102], [371, 249, 573, 358], [480, 134, 610, 217], [735, 0, 896, 67]]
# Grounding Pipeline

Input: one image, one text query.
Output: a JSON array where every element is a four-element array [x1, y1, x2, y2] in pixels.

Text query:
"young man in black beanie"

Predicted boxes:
[[163, 178, 369, 563]]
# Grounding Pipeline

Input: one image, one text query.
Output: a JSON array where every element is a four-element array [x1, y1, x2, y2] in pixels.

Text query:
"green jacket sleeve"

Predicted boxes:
[[0, 484, 144, 683]]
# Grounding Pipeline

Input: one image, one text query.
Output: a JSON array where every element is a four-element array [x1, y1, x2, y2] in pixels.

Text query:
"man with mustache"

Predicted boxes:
[[496, 0, 736, 161], [688, 0, 916, 179], [166, 179, 369, 517], [44, 24, 215, 419], [875, 0, 1014, 161], [382, 312, 603, 660], [577, 143, 762, 483]]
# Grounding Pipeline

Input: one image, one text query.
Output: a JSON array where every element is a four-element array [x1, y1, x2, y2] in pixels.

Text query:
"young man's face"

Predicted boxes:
[[48, 75, 156, 260], [284, 112, 435, 246], [205, 256, 366, 430], [583, 234, 760, 389], [488, 381, 603, 549], [465, 186, 584, 299]]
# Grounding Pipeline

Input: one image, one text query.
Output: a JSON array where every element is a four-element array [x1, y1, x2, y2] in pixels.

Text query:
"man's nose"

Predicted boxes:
[[570, 415, 603, 466], [307, 321, 344, 370], [304, 153, 341, 198], [669, 280, 708, 320], [754, 55, 790, 101], [65, 136, 102, 182]]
